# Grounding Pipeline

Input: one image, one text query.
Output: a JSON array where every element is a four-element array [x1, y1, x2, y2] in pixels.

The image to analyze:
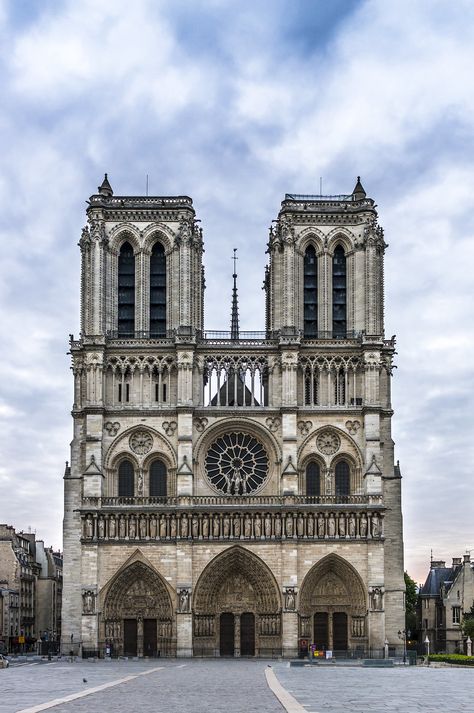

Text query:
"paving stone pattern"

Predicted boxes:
[[0, 660, 283, 713], [273, 663, 474, 712]]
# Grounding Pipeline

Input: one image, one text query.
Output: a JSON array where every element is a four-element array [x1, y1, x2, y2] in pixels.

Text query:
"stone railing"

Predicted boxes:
[[82, 494, 382, 508], [81, 508, 383, 543]]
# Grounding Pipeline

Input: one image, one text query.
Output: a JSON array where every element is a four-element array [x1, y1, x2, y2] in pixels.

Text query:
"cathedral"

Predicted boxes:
[[61, 175, 405, 658]]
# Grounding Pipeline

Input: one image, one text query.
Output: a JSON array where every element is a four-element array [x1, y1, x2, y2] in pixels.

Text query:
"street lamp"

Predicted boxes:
[[424, 635, 430, 658], [398, 629, 408, 664]]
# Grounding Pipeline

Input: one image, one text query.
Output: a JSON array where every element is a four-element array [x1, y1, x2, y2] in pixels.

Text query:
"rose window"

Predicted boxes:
[[129, 430, 153, 455], [205, 432, 269, 495], [316, 430, 340, 455]]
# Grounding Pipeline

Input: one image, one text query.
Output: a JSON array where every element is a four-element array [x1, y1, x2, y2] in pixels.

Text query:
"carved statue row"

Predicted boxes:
[[194, 613, 281, 638], [299, 614, 366, 639], [82, 510, 383, 542]]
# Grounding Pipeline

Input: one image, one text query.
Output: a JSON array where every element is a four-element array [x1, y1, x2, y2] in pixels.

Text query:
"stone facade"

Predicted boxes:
[[62, 176, 405, 657]]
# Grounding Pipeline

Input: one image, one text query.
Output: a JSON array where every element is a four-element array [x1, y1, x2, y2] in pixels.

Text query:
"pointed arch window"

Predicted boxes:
[[149, 459, 167, 497], [304, 245, 318, 337], [306, 462, 320, 497], [335, 460, 350, 499], [332, 245, 346, 337], [118, 242, 135, 336], [118, 460, 134, 497], [150, 242, 166, 337]]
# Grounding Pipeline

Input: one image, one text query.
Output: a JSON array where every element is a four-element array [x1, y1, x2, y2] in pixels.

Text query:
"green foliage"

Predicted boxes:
[[404, 571, 418, 633], [428, 654, 474, 666], [462, 602, 474, 638]]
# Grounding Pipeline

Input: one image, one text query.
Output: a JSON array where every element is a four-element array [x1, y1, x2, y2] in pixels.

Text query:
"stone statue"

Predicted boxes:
[[370, 587, 383, 610], [192, 514, 199, 539], [109, 515, 116, 538], [317, 515, 325, 538], [286, 514, 293, 538], [223, 514, 230, 537], [97, 517, 105, 539], [360, 514, 368, 538], [213, 514, 220, 538], [244, 514, 252, 538], [170, 515, 177, 539], [338, 514, 346, 537], [150, 515, 157, 538], [264, 513, 272, 538], [140, 517, 147, 539], [159, 515, 167, 539], [327, 515, 336, 537], [129, 516, 136, 539], [307, 514, 314, 538], [285, 587, 296, 610], [233, 514, 241, 538], [254, 514, 262, 538], [181, 514, 188, 538], [119, 516, 126, 539], [179, 588, 190, 613], [202, 515, 209, 538], [297, 513, 305, 537], [348, 514, 356, 538], [83, 590, 94, 614], [371, 513, 380, 537], [274, 515, 282, 538], [85, 516, 94, 539]]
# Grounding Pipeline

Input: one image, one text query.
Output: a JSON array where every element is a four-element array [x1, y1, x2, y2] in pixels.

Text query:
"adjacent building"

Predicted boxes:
[[62, 176, 405, 658], [0, 524, 62, 653], [418, 553, 474, 653]]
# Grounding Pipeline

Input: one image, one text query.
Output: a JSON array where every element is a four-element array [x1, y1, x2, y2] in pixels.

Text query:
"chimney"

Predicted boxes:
[[452, 557, 462, 567], [430, 560, 446, 568], [463, 553, 471, 564]]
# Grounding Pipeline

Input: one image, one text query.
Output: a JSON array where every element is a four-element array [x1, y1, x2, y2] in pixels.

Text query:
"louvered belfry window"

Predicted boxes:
[[118, 242, 135, 336], [304, 245, 317, 337], [150, 242, 166, 337], [332, 245, 346, 337]]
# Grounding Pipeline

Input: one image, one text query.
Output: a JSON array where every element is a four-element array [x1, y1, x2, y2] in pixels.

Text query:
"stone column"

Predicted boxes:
[[177, 613, 193, 657], [234, 614, 241, 657], [282, 612, 298, 658], [137, 617, 143, 658]]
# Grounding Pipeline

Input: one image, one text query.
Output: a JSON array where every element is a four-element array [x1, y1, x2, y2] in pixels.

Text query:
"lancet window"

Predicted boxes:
[[335, 460, 350, 498], [299, 356, 360, 407], [332, 245, 346, 337], [118, 460, 134, 497], [118, 242, 135, 337], [303, 245, 318, 337], [106, 356, 175, 408], [149, 459, 167, 497], [203, 355, 268, 407], [150, 242, 166, 337], [306, 462, 321, 497]]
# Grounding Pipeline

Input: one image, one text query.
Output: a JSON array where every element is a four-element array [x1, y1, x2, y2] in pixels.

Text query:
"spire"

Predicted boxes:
[[230, 248, 240, 340], [352, 176, 366, 201], [98, 173, 113, 197]]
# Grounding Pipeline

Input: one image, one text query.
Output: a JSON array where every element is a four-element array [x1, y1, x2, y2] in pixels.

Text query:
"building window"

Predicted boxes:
[[118, 460, 134, 497], [304, 245, 318, 337], [149, 459, 167, 497], [334, 367, 345, 405], [306, 462, 320, 496], [452, 606, 461, 624], [118, 242, 135, 336], [335, 460, 350, 498], [332, 245, 346, 337], [150, 242, 166, 337]]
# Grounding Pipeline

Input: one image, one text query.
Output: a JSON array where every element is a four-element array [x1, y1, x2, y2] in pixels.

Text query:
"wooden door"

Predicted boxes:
[[240, 613, 255, 656], [219, 613, 235, 656], [313, 612, 328, 650], [143, 619, 157, 657], [123, 619, 137, 656], [333, 612, 348, 651]]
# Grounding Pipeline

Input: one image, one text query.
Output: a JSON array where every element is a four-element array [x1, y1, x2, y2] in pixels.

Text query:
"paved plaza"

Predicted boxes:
[[0, 659, 472, 713]]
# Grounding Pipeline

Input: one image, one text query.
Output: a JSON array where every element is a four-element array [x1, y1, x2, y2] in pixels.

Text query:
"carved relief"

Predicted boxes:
[[297, 420, 312, 436], [316, 430, 341, 455], [194, 417, 208, 433], [369, 587, 384, 611], [177, 587, 191, 613], [162, 420, 177, 436], [265, 417, 281, 432], [104, 421, 120, 436], [82, 589, 96, 615], [129, 430, 153, 455], [284, 587, 297, 610], [345, 420, 360, 436]]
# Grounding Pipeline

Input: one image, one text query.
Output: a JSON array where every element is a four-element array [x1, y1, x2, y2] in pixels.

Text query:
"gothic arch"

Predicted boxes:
[[193, 546, 281, 614], [108, 225, 142, 254], [104, 425, 177, 471], [299, 553, 366, 616], [326, 228, 355, 255], [101, 555, 173, 620], [297, 228, 325, 254], [298, 426, 363, 469], [142, 224, 175, 254]]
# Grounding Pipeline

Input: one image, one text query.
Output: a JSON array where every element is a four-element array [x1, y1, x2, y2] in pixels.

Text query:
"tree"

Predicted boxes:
[[462, 602, 474, 640], [404, 571, 418, 636]]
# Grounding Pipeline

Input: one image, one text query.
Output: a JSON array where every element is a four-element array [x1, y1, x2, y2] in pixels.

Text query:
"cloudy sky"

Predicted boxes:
[[0, 0, 473, 583]]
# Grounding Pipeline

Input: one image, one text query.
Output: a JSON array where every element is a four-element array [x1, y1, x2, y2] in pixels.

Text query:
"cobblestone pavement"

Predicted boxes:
[[0, 659, 284, 713], [272, 663, 474, 712], [2, 660, 473, 713]]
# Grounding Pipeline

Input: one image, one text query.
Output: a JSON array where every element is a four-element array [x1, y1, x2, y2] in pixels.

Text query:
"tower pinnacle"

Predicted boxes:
[[230, 248, 240, 340]]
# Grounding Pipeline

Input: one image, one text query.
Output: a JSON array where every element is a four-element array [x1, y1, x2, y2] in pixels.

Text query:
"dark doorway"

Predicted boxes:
[[123, 619, 137, 656], [333, 612, 348, 651], [143, 619, 157, 657], [220, 612, 235, 656], [240, 612, 255, 656], [313, 612, 329, 650]]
